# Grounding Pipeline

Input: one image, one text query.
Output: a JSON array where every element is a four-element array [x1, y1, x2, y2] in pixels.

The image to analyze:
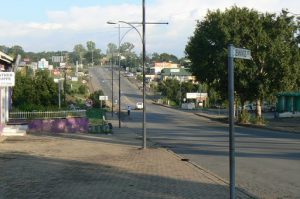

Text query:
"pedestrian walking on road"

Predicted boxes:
[[127, 105, 131, 116]]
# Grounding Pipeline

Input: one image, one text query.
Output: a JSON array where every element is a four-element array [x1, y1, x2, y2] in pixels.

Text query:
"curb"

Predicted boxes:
[[0, 136, 7, 143], [152, 103, 300, 134], [161, 146, 258, 199], [194, 112, 300, 134]]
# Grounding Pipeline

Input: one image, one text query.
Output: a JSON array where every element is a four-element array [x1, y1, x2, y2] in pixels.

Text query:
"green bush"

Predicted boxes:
[[78, 85, 87, 94], [239, 110, 251, 124], [89, 90, 105, 108], [251, 116, 265, 125]]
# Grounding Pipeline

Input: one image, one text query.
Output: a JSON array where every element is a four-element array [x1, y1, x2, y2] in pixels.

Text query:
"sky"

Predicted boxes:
[[0, 0, 299, 58]]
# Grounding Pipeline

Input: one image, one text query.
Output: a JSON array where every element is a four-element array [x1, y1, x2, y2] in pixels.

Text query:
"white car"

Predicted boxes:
[[124, 72, 134, 77], [127, 73, 134, 77], [136, 102, 143, 110]]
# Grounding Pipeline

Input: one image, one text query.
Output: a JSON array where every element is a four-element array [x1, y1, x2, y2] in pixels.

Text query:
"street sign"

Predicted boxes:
[[233, 48, 251, 60], [99, 96, 108, 101], [0, 72, 15, 87]]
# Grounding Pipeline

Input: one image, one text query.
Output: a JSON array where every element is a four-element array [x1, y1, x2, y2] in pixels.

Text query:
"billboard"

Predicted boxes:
[[186, 93, 207, 99], [0, 72, 15, 87], [52, 56, 64, 63]]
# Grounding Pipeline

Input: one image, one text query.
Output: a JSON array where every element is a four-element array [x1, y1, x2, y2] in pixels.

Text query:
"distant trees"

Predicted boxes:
[[106, 42, 140, 70], [71, 41, 102, 65], [73, 44, 86, 65], [185, 6, 300, 118], [151, 52, 178, 63], [158, 79, 198, 105]]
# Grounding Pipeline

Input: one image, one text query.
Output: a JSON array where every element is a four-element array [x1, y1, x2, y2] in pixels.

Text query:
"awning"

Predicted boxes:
[[0, 51, 13, 64]]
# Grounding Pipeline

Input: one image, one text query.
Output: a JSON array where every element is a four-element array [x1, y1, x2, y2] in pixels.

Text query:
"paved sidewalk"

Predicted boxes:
[[0, 116, 254, 199]]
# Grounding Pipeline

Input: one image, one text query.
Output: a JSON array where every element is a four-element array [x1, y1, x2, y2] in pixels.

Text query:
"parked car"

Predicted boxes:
[[136, 102, 143, 110], [238, 104, 255, 112], [124, 72, 134, 77]]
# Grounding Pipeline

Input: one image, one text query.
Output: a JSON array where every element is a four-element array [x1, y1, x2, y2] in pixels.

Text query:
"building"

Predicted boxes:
[[0, 51, 14, 126], [276, 92, 300, 118], [160, 68, 196, 83], [38, 58, 49, 69], [150, 62, 178, 74]]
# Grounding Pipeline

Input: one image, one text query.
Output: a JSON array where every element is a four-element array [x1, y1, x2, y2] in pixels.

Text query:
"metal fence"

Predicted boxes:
[[9, 110, 86, 120]]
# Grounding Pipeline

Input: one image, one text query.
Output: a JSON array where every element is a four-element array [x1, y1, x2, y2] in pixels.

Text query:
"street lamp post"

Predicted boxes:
[[142, 0, 146, 148], [118, 23, 121, 128], [107, 22, 126, 128], [107, 21, 144, 128], [111, 54, 114, 117]]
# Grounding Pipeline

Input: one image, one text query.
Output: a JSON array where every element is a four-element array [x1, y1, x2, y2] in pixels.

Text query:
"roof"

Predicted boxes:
[[161, 68, 192, 76], [0, 51, 13, 64], [277, 92, 300, 97]]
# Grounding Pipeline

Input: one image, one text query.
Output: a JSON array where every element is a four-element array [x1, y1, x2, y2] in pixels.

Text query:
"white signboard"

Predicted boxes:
[[233, 48, 251, 60], [52, 56, 64, 63], [186, 93, 208, 99], [170, 68, 180, 73], [54, 78, 64, 83], [99, 96, 108, 101], [0, 72, 15, 87], [71, 77, 78, 82]]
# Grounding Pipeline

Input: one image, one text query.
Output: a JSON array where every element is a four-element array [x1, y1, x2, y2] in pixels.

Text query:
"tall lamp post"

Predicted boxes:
[[107, 21, 144, 128], [111, 54, 114, 117]]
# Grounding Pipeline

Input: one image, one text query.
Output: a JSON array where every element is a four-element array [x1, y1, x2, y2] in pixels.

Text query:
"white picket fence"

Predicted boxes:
[[9, 110, 86, 120]]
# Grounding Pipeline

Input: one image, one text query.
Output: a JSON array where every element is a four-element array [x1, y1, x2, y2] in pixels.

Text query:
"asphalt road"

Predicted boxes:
[[90, 66, 300, 199]]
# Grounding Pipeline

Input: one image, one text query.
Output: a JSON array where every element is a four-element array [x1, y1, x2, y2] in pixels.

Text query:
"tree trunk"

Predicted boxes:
[[256, 99, 262, 118]]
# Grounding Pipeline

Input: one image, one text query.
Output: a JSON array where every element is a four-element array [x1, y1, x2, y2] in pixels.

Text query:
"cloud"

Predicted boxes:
[[0, 0, 299, 57]]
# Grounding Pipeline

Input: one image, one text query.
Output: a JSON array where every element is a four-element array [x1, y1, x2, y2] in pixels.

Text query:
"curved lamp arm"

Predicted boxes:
[[119, 21, 143, 44]]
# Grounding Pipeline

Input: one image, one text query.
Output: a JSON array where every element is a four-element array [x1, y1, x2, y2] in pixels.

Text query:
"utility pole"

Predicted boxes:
[[142, 0, 146, 148]]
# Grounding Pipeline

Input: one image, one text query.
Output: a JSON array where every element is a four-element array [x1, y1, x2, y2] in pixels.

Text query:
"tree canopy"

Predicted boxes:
[[151, 52, 179, 63], [185, 7, 300, 108], [12, 70, 59, 110]]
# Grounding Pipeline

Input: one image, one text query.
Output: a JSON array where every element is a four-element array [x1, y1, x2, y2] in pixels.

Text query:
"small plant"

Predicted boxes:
[[239, 110, 251, 124], [251, 116, 265, 125]]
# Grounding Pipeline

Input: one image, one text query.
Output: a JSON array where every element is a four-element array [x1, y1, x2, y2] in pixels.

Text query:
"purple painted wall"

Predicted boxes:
[[28, 117, 89, 133]]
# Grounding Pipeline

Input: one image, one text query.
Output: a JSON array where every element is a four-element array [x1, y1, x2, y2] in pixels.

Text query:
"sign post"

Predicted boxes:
[[228, 44, 251, 199], [228, 44, 235, 199]]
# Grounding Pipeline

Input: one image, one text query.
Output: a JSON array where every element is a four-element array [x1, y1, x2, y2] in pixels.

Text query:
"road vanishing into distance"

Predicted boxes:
[[90, 66, 300, 199]]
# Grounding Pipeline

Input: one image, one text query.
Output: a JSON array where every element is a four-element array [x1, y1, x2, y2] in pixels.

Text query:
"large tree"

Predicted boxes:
[[185, 6, 300, 117], [158, 79, 198, 105]]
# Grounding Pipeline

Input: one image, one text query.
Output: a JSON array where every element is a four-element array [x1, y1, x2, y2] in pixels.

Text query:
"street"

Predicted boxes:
[[90, 66, 300, 199]]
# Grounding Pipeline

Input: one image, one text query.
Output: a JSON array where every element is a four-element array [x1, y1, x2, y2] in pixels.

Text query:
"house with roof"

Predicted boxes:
[[150, 62, 179, 75], [160, 68, 196, 83], [0, 51, 14, 128]]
